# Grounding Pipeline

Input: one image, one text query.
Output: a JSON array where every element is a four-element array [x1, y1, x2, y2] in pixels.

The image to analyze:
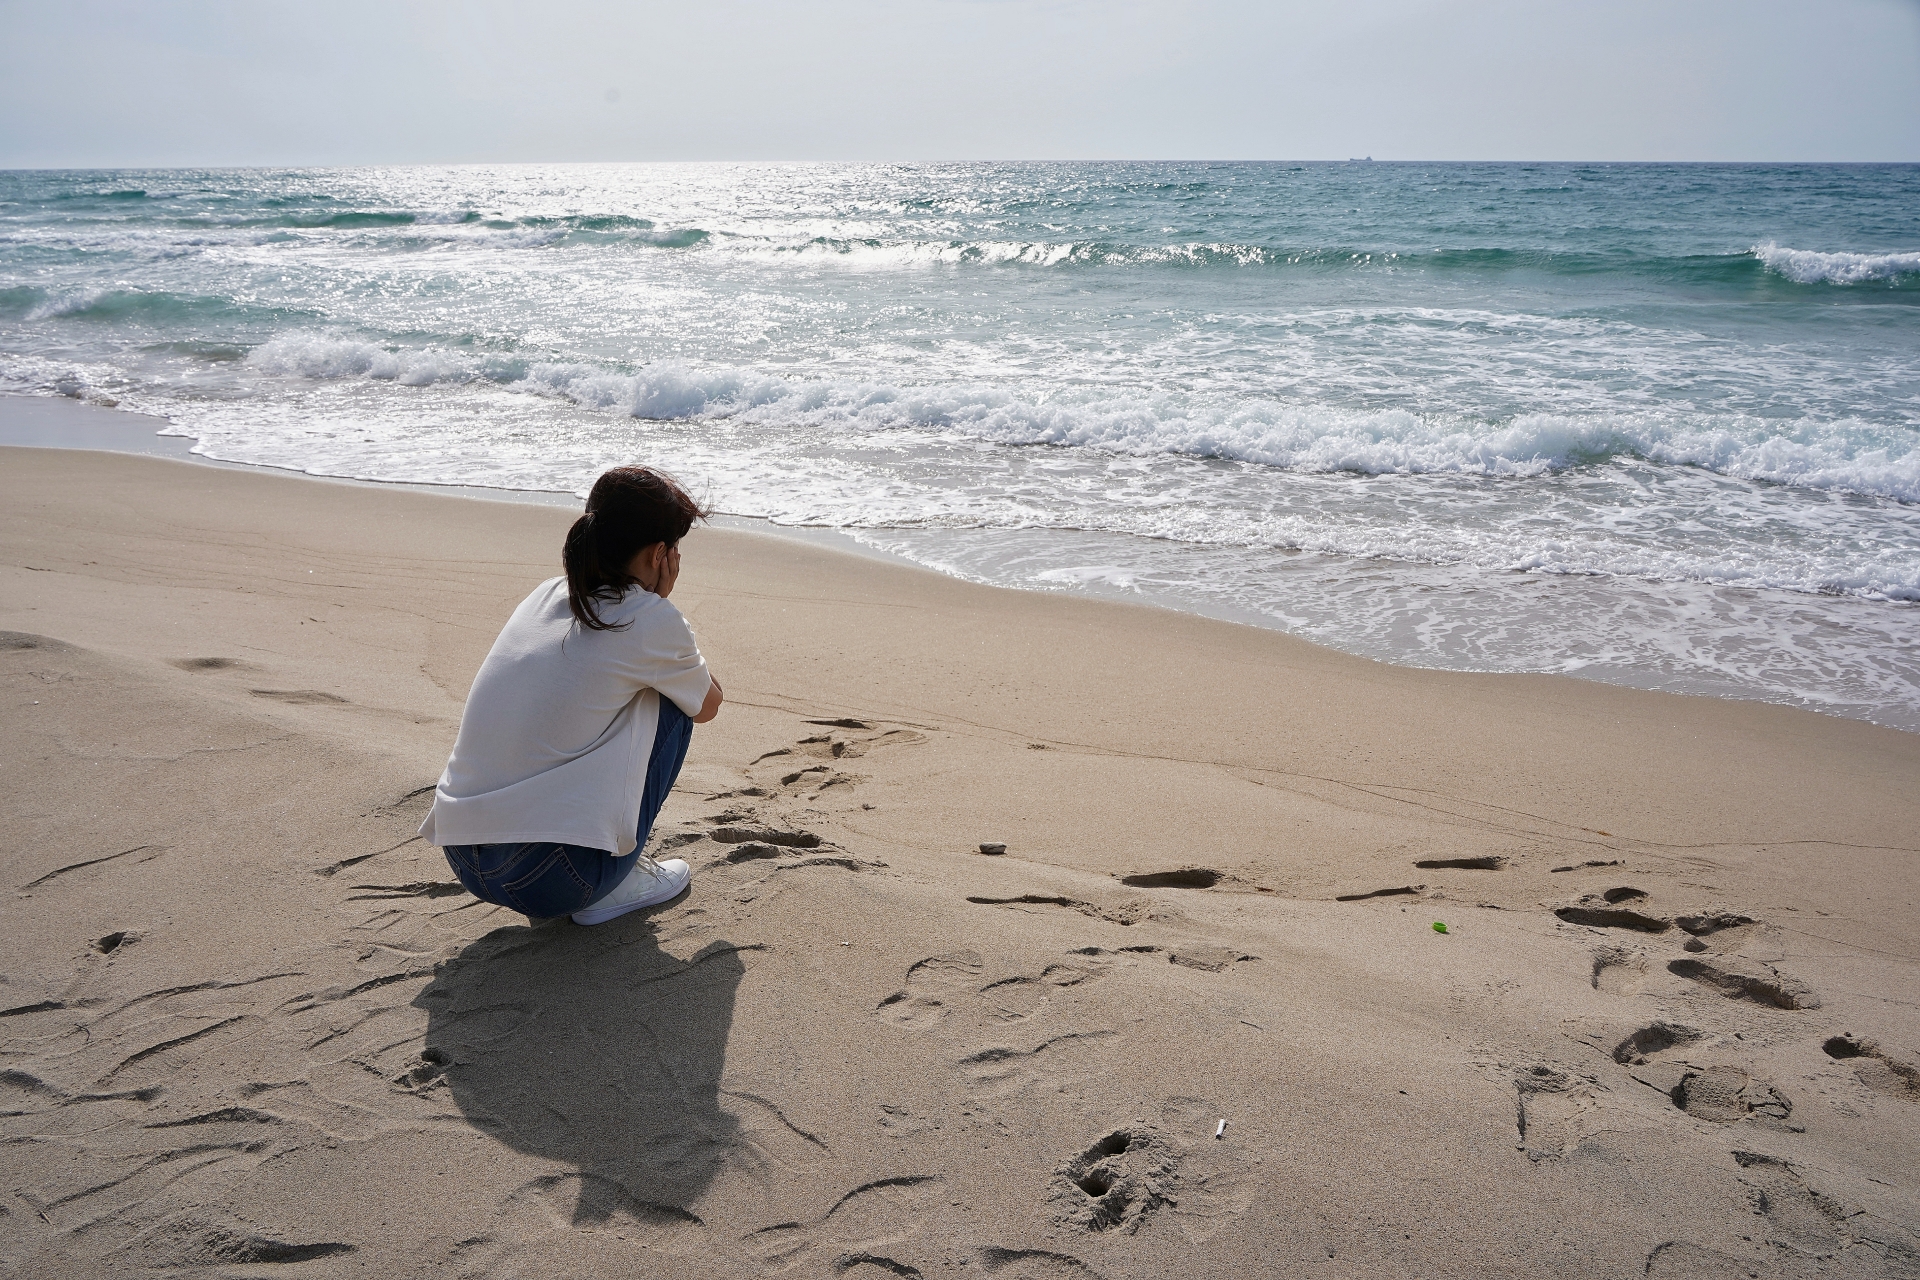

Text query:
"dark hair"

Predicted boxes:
[[563, 466, 709, 631]]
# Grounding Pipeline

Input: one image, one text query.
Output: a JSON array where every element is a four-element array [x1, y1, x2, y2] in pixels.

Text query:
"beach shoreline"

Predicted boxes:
[[7, 390, 1916, 739], [3, 444, 1918, 1277]]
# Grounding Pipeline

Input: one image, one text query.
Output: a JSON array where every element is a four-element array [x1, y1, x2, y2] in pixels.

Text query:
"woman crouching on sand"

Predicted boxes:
[[419, 465, 723, 926]]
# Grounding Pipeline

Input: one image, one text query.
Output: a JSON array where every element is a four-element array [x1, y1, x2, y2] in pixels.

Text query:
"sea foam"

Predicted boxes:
[[239, 335, 1920, 506], [1753, 242, 1920, 285]]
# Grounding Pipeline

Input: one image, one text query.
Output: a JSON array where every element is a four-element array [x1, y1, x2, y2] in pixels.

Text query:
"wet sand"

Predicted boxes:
[[3, 442, 1918, 1279]]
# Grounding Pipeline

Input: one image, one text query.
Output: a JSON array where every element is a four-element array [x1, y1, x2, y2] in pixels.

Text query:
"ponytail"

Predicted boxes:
[[563, 467, 709, 631]]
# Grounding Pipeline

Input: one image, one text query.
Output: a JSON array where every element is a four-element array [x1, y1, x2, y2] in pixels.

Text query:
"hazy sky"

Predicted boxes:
[[3, 0, 1917, 166]]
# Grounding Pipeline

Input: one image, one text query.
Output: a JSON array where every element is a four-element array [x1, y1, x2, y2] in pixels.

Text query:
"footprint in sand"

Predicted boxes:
[[746, 1174, 943, 1274], [1116, 868, 1272, 894], [1050, 1126, 1173, 1234], [1824, 1035, 1920, 1101], [1675, 911, 1760, 954], [1670, 1066, 1793, 1124], [394, 1046, 452, 1093], [1555, 901, 1671, 933], [880, 952, 1106, 1028], [1045, 1099, 1251, 1240], [782, 764, 847, 791], [1004, 941, 1188, 973], [1612, 1020, 1703, 1065], [1511, 1063, 1607, 1161], [1589, 945, 1653, 995], [877, 951, 985, 1028], [749, 723, 927, 797], [1668, 955, 1819, 1009], [1732, 1151, 1852, 1257], [1728, 1154, 1920, 1273], [960, 1031, 1117, 1101], [977, 963, 1105, 1022], [1166, 946, 1256, 973], [658, 814, 880, 877], [696, 823, 835, 867]]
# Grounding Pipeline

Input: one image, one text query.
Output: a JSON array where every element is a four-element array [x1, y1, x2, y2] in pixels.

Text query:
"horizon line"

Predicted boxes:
[[6, 157, 1920, 174]]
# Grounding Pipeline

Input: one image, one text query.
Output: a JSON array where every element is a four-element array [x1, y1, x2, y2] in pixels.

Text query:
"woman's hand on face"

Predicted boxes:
[[655, 544, 681, 599], [627, 543, 681, 598]]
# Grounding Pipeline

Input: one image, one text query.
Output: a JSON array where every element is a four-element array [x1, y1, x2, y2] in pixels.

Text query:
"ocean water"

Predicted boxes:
[[2, 163, 1917, 729]]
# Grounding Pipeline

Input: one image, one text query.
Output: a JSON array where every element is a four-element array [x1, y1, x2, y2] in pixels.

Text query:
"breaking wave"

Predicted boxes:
[[241, 334, 1920, 504], [1753, 242, 1920, 285]]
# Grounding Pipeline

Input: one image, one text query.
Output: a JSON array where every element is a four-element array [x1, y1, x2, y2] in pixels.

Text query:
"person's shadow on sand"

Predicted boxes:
[[412, 915, 752, 1225]]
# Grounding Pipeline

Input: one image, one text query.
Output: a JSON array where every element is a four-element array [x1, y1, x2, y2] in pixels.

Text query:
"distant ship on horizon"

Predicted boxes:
[[1348, 156, 1374, 162]]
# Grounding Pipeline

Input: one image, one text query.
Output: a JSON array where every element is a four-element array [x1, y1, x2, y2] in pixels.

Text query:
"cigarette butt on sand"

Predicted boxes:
[[1215, 1119, 1227, 1139]]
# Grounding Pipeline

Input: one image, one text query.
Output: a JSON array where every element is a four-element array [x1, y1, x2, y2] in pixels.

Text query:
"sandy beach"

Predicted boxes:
[[4, 438, 1918, 1279]]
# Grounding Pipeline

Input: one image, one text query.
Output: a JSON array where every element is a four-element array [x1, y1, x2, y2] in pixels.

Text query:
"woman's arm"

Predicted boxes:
[[693, 673, 724, 724]]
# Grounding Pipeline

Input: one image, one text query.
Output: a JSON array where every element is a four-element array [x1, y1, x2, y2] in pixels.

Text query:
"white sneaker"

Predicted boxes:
[[571, 858, 691, 926]]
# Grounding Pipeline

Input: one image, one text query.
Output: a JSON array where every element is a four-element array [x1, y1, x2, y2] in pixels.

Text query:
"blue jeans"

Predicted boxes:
[[442, 696, 694, 918]]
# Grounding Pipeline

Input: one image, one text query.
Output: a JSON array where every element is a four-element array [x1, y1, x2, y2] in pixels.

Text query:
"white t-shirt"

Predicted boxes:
[[419, 577, 712, 856]]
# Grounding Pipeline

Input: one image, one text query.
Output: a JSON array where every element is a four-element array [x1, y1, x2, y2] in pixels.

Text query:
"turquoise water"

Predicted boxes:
[[2, 163, 1917, 727]]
